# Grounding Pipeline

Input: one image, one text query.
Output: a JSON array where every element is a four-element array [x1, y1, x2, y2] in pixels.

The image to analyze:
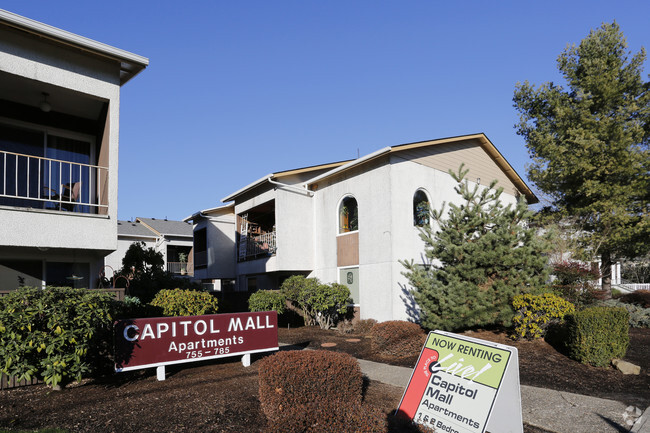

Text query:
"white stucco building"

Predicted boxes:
[[0, 10, 148, 290], [187, 133, 538, 321]]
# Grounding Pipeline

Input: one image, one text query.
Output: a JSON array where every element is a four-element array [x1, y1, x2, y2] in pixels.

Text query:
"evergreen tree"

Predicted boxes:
[[401, 166, 550, 331], [513, 22, 650, 293]]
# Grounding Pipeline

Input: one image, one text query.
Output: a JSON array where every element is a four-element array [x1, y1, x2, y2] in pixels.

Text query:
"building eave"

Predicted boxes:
[[0, 9, 149, 85]]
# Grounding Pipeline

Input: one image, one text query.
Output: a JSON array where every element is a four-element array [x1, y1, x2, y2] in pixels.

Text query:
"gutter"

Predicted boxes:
[[267, 177, 314, 196]]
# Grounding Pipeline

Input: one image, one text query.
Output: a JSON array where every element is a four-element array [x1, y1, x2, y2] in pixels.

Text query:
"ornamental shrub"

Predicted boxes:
[[551, 260, 601, 308], [280, 276, 351, 329], [369, 320, 426, 358], [619, 289, 650, 308], [248, 290, 286, 314], [149, 289, 218, 317], [511, 293, 575, 340], [0, 287, 113, 388], [258, 350, 384, 432], [564, 306, 630, 367], [601, 299, 650, 328]]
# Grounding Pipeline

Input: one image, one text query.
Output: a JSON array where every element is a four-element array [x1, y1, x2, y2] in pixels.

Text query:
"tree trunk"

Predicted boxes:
[[600, 250, 613, 298]]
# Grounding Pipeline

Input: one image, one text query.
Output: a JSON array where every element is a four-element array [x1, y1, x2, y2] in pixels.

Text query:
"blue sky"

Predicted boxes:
[[3, 1, 649, 221]]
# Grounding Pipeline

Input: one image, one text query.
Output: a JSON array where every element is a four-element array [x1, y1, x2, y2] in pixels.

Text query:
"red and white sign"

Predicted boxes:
[[114, 311, 278, 372]]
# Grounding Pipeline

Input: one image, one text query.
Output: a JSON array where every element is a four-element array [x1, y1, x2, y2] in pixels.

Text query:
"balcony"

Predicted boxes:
[[0, 150, 108, 214], [239, 231, 277, 261], [167, 261, 193, 277]]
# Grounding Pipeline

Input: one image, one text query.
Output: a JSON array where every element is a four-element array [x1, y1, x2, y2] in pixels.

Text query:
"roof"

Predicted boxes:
[[183, 203, 235, 222], [117, 220, 158, 238], [0, 9, 149, 85], [136, 217, 193, 238], [304, 133, 538, 204], [221, 160, 351, 203]]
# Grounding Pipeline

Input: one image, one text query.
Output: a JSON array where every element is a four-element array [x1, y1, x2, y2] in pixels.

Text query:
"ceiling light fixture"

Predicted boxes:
[[40, 92, 51, 112]]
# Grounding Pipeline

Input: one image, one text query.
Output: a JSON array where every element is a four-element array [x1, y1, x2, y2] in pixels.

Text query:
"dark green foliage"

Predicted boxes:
[[115, 242, 202, 302], [514, 22, 650, 292], [369, 320, 426, 357], [0, 287, 113, 388], [402, 165, 551, 331], [280, 276, 350, 329], [248, 290, 286, 314], [258, 350, 385, 432], [149, 289, 218, 317], [601, 299, 650, 328], [565, 306, 630, 367]]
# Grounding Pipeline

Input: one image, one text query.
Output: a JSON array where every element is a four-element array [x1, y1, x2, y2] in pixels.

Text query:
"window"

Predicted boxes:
[[413, 189, 430, 227], [339, 196, 358, 233], [194, 228, 207, 268]]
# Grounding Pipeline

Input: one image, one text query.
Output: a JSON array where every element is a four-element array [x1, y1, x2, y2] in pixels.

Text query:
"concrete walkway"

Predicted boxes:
[[356, 358, 649, 433]]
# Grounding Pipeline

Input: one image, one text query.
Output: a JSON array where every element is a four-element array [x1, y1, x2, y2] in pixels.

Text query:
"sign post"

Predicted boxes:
[[114, 311, 278, 379], [397, 330, 522, 433]]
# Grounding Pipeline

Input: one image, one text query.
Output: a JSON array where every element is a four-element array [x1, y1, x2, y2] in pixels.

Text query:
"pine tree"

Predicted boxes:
[[401, 165, 550, 331], [513, 22, 650, 293]]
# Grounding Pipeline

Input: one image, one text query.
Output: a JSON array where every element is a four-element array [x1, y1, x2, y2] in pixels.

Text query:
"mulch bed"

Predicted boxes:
[[0, 326, 647, 432]]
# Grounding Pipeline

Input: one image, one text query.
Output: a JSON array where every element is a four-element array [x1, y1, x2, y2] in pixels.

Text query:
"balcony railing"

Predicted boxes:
[[167, 262, 193, 276], [0, 150, 108, 213], [239, 231, 277, 261]]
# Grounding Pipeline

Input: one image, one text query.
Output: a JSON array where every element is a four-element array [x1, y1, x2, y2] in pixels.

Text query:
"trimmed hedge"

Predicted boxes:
[[0, 287, 113, 388], [149, 288, 218, 317], [248, 290, 286, 314], [258, 350, 384, 432], [369, 320, 426, 358], [565, 306, 630, 367], [511, 293, 575, 340]]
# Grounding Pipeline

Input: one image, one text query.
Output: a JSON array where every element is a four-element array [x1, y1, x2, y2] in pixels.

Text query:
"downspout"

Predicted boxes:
[[267, 177, 314, 196]]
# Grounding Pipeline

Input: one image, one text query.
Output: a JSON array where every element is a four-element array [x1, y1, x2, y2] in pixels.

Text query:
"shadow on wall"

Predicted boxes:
[[399, 282, 421, 323]]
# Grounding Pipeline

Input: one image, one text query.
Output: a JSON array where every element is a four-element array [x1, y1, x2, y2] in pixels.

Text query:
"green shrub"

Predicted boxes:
[[258, 350, 384, 432], [601, 299, 650, 328], [511, 293, 575, 340], [369, 320, 426, 358], [280, 276, 351, 329], [565, 306, 630, 367], [0, 287, 113, 388], [149, 289, 218, 317], [248, 290, 286, 314]]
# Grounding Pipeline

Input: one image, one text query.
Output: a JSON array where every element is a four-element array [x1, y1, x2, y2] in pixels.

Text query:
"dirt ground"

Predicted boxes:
[[0, 326, 647, 433]]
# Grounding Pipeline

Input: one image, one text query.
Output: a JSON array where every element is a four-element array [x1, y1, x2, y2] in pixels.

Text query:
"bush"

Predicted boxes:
[[511, 293, 575, 340], [354, 318, 378, 334], [369, 320, 426, 358], [601, 299, 650, 328], [619, 290, 650, 308], [0, 287, 113, 388], [565, 306, 630, 367], [280, 276, 351, 329], [551, 260, 601, 308], [149, 289, 218, 317], [258, 350, 384, 432], [248, 290, 286, 314]]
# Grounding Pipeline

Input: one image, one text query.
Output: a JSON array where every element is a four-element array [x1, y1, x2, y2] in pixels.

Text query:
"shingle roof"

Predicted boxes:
[[117, 220, 158, 238], [136, 217, 193, 238]]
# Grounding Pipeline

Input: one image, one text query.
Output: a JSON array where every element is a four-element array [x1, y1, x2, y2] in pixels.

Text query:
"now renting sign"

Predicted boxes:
[[114, 311, 278, 372]]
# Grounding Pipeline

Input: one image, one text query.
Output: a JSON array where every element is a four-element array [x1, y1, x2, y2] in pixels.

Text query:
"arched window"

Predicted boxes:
[[339, 196, 358, 233], [413, 189, 430, 227]]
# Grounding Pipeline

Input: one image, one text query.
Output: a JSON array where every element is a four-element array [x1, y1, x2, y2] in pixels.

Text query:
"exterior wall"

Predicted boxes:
[[0, 25, 121, 254], [311, 152, 521, 322], [275, 188, 313, 271], [192, 213, 236, 281], [104, 236, 157, 275], [312, 157, 394, 321]]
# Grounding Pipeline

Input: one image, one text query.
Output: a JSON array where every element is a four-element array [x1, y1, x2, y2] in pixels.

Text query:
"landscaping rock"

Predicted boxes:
[[613, 359, 641, 375]]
